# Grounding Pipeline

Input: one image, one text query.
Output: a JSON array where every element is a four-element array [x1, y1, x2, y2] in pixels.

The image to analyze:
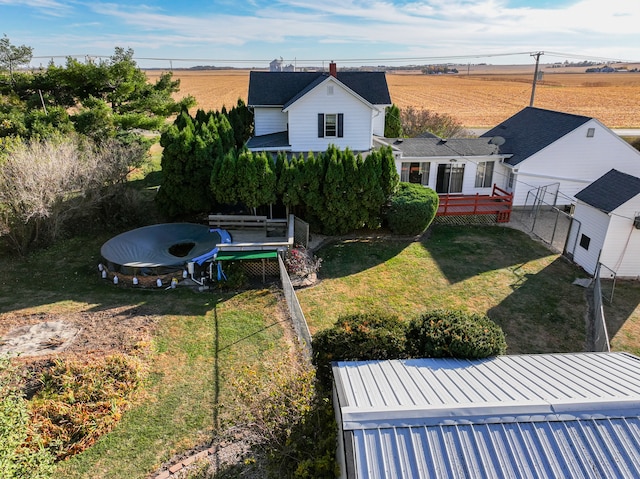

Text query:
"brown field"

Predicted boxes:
[[147, 67, 640, 128]]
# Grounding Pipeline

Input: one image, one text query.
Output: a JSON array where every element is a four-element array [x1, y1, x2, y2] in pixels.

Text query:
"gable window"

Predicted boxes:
[[401, 162, 430, 186], [318, 113, 344, 138], [587, 128, 595, 138], [579, 234, 591, 250], [475, 161, 495, 188]]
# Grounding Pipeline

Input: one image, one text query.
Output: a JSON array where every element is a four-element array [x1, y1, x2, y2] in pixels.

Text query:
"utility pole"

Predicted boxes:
[[529, 51, 543, 107]]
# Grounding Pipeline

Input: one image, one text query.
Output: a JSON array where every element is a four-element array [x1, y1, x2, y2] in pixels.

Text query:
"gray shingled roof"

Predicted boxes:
[[575, 169, 640, 213], [481, 107, 592, 166], [245, 131, 290, 150], [248, 71, 391, 107], [388, 137, 502, 157]]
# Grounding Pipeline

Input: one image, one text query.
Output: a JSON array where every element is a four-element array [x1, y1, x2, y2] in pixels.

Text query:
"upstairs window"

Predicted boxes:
[[318, 113, 344, 138], [325, 114, 337, 137], [475, 161, 494, 188]]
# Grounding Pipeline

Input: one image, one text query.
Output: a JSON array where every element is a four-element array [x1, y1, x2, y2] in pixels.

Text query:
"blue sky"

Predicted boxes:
[[1, 0, 638, 68]]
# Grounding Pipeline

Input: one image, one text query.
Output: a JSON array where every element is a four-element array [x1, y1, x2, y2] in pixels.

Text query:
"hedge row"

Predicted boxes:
[[312, 310, 507, 390]]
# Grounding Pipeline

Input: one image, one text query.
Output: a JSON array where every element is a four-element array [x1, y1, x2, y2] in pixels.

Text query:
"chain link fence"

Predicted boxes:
[[590, 263, 613, 352], [278, 254, 312, 361], [509, 185, 574, 253]]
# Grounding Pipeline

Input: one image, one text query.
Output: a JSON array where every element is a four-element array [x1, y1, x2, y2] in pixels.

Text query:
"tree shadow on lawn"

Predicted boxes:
[[315, 236, 415, 279], [422, 225, 554, 284], [486, 256, 588, 354]]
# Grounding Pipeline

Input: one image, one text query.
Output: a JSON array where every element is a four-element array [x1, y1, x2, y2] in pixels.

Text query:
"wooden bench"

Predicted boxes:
[[208, 214, 268, 231]]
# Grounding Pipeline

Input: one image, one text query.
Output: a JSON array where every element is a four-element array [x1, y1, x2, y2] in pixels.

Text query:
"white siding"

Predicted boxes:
[[600, 196, 640, 279], [286, 80, 374, 152], [393, 158, 502, 195], [512, 120, 640, 206], [567, 201, 610, 276], [372, 107, 387, 136], [253, 107, 288, 136]]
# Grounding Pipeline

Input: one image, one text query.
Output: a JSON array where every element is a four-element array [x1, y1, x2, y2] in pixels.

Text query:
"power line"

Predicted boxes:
[[29, 50, 639, 67]]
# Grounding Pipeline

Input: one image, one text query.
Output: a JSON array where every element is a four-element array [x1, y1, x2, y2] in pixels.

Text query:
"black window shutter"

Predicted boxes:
[[318, 114, 324, 138], [338, 113, 344, 138]]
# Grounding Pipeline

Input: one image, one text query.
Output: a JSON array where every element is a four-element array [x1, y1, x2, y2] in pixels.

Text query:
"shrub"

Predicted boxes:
[[226, 348, 337, 478], [0, 357, 55, 479], [311, 313, 407, 390], [30, 354, 145, 460], [386, 182, 439, 235], [405, 309, 507, 359]]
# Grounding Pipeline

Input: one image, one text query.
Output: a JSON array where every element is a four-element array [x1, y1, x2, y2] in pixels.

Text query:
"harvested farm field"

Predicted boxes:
[[146, 67, 640, 128]]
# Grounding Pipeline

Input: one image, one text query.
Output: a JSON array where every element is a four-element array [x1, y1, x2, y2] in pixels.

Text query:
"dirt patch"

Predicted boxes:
[[0, 306, 159, 361]]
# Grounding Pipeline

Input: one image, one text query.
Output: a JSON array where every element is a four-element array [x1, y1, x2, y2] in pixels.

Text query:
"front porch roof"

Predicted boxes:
[[246, 131, 291, 151]]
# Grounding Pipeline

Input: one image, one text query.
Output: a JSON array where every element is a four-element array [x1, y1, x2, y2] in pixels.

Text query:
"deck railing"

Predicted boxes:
[[438, 184, 513, 223]]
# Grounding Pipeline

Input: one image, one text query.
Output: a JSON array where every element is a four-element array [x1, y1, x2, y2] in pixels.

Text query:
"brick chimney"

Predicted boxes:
[[329, 62, 337, 77]]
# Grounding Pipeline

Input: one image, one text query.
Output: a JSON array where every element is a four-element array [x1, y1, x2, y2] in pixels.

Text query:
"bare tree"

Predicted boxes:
[[0, 137, 146, 254], [400, 106, 468, 138]]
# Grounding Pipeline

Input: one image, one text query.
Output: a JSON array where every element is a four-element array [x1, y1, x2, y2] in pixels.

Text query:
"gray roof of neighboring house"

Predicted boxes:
[[333, 352, 640, 479], [387, 137, 502, 157], [481, 107, 592, 166], [247, 71, 392, 107], [575, 168, 640, 213]]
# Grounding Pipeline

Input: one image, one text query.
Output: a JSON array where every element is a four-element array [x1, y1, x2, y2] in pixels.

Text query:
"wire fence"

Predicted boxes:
[[510, 186, 574, 253], [591, 263, 612, 352], [278, 254, 312, 361]]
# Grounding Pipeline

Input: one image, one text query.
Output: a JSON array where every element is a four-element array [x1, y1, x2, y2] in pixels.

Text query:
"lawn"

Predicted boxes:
[[0, 233, 292, 479], [298, 226, 590, 354]]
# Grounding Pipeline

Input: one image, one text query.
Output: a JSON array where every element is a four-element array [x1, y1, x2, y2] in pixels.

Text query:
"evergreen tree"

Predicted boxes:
[[384, 104, 403, 137], [211, 150, 238, 206]]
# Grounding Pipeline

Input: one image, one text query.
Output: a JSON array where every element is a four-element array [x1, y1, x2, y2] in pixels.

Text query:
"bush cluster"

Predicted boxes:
[[312, 309, 506, 390], [406, 309, 507, 359], [385, 182, 439, 235], [312, 314, 407, 389]]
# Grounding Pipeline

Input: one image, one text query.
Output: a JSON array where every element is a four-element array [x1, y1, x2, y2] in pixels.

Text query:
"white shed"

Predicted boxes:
[[566, 169, 640, 278], [332, 353, 640, 479]]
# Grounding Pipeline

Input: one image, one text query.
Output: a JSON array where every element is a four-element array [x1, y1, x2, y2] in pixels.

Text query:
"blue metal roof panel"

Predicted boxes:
[[352, 418, 640, 479]]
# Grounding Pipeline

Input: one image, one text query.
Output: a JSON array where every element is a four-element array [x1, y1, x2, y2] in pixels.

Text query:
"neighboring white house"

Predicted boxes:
[[566, 169, 640, 278], [480, 107, 640, 207], [247, 63, 391, 153], [333, 353, 640, 479]]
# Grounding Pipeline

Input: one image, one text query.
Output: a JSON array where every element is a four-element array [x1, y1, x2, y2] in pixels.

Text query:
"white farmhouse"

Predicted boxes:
[[481, 107, 640, 207], [566, 169, 640, 278], [247, 63, 391, 153]]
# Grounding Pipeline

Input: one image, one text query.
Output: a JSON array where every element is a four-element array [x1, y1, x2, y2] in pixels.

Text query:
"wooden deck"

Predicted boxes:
[[437, 185, 513, 223]]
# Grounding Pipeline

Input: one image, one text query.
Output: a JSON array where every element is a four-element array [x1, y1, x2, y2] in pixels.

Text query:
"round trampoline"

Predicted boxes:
[[101, 223, 223, 270]]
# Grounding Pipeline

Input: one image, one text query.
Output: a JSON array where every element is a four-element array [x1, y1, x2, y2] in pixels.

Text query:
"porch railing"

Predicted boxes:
[[438, 184, 513, 223]]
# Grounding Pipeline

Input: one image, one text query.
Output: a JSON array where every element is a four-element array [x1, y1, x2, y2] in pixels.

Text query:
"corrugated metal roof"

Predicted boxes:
[[333, 353, 640, 479], [351, 418, 640, 479]]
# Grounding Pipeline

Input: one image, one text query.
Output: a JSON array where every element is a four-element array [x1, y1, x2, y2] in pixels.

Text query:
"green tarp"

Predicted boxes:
[[216, 251, 278, 261]]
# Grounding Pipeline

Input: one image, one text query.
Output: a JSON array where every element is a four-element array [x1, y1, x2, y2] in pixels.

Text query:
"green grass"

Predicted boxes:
[[0, 234, 289, 479], [603, 280, 640, 356], [299, 225, 589, 354]]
